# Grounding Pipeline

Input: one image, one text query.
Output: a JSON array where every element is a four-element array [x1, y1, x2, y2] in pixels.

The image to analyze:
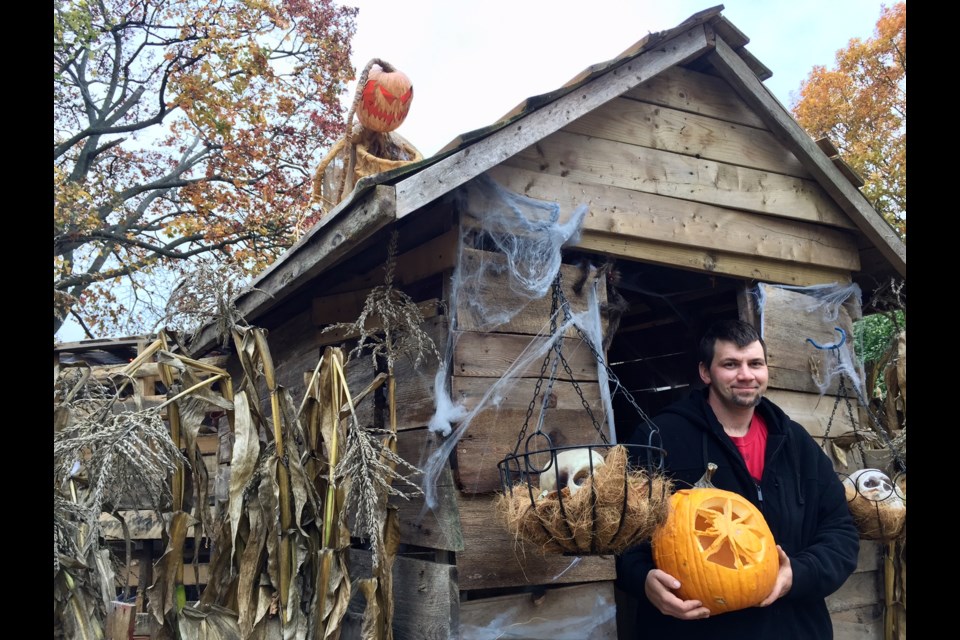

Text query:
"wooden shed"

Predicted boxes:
[[179, 6, 905, 639]]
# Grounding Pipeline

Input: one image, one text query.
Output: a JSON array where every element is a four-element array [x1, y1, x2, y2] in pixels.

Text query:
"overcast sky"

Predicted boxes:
[[344, 0, 889, 157], [55, 0, 890, 343]]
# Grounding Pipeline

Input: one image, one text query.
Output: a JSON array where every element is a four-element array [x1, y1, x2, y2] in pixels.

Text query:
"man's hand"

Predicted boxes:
[[759, 545, 793, 607], [645, 569, 712, 620]]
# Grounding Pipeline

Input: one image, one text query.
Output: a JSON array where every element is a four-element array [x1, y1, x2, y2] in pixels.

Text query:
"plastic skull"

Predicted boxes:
[[844, 468, 904, 509], [538, 448, 605, 496]]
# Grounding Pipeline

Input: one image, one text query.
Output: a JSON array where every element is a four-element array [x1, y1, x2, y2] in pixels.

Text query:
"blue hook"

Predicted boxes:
[[806, 327, 846, 350]]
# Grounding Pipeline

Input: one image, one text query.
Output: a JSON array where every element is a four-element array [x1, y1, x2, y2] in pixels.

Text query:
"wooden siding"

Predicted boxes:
[[759, 284, 862, 396], [394, 427, 464, 552], [460, 582, 618, 639], [565, 95, 811, 178], [827, 540, 885, 640], [451, 377, 609, 494], [454, 248, 609, 337], [622, 65, 767, 129], [505, 130, 852, 229], [341, 549, 459, 640]]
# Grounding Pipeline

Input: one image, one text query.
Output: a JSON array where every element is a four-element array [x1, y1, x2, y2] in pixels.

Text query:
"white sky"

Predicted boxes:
[[343, 0, 888, 157], [55, 0, 890, 343]]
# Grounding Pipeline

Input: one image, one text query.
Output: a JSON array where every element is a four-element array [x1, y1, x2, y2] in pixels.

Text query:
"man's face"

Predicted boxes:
[[699, 339, 769, 409]]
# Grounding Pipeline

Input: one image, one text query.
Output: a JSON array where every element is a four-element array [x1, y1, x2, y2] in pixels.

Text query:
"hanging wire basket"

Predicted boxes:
[[497, 435, 669, 555], [495, 269, 671, 555], [841, 468, 906, 541], [809, 327, 907, 542]]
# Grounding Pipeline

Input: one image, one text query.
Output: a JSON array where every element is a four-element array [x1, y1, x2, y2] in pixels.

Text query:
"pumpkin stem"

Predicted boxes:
[[694, 462, 719, 489]]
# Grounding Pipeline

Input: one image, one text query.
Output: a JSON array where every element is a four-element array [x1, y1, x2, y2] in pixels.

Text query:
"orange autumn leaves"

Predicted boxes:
[[792, 2, 906, 240], [54, 0, 358, 337]]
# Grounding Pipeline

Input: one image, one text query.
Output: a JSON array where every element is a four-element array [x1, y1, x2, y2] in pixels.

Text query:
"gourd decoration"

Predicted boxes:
[[842, 467, 905, 541], [356, 62, 413, 133], [652, 463, 779, 615]]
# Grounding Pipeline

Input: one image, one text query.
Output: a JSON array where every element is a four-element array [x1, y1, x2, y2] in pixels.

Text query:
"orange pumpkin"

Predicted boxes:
[[357, 64, 413, 133], [651, 465, 778, 615]]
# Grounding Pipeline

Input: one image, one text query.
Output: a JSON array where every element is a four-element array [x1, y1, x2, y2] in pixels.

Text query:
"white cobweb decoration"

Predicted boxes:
[[756, 282, 866, 398], [420, 174, 611, 512], [451, 174, 588, 331]]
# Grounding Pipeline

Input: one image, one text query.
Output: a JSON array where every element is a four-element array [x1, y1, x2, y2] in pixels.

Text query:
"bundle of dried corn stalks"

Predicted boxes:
[[55, 317, 427, 639]]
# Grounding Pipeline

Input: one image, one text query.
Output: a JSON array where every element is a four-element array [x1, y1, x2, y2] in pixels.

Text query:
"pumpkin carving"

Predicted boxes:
[[652, 463, 778, 615], [356, 63, 413, 133]]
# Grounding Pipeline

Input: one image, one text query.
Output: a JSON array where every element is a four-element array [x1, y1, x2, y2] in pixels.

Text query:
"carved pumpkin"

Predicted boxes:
[[652, 464, 778, 615], [357, 64, 413, 132]]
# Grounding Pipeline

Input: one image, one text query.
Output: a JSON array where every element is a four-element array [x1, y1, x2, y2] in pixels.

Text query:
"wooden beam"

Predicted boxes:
[[488, 165, 860, 271], [314, 226, 459, 304], [706, 37, 905, 276], [394, 24, 715, 216], [189, 186, 397, 356], [505, 130, 854, 229], [623, 64, 767, 129], [453, 248, 609, 337], [344, 550, 458, 639], [452, 332, 600, 380], [565, 96, 811, 177], [574, 230, 852, 288], [460, 582, 618, 639]]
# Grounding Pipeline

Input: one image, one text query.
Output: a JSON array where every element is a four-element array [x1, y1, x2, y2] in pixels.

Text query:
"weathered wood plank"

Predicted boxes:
[[394, 427, 464, 552], [455, 247, 609, 336], [623, 65, 767, 128], [106, 602, 136, 640], [455, 492, 616, 590], [451, 377, 610, 494], [565, 96, 810, 177], [506, 130, 855, 230], [759, 285, 862, 395], [707, 37, 905, 275], [190, 186, 398, 355], [316, 298, 441, 348], [574, 229, 853, 288], [389, 316, 449, 430], [460, 582, 618, 639], [260, 308, 323, 401], [99, 509, 214, 540], [118, 560, 210, 587], [487, 165, 860, 272], [453, 331, 599, 380], [317, 227, 459, 301], [832, 616, 883, 640], [764, 389, 861, 439], [827, 570, 882, 613], [395, 25, 713, 216], [852, 540, 883, 573], [342, 549, 458, 640]]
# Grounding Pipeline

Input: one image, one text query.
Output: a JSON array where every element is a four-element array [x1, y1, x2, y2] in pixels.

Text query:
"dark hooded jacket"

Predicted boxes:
[[616, 388, 859, 639]]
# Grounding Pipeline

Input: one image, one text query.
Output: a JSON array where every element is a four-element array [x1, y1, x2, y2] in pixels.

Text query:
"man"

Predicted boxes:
[[616, 318, 859, 639]]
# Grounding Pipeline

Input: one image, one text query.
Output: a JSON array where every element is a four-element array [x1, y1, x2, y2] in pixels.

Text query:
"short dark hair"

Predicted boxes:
[[698, 318, 767, 367]]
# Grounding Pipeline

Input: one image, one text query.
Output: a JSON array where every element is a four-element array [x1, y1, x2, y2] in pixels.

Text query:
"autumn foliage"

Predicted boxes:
[[54, 0, 358, 338], [792, 2, 906, 240]]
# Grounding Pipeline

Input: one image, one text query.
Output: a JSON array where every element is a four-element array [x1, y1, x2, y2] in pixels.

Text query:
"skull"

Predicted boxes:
[[843, 468, 904, 509], [538, 448, 605, 496]]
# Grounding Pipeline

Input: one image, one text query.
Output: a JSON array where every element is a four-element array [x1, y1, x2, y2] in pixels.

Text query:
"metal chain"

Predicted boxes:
[[813, 332, 905, 473], [555, 272, 659, 439], [513, 276, 563, 456]]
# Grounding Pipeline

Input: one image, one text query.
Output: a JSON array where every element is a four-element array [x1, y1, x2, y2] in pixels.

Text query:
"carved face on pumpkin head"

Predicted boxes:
[[357, 65, 413, 133]]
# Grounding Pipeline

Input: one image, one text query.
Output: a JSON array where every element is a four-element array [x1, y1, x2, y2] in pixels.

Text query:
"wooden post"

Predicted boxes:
[[105, 601, 136, 640]]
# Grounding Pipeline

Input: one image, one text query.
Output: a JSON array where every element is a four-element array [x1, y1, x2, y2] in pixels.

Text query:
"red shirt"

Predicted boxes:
[[729, 412, 768, 482]]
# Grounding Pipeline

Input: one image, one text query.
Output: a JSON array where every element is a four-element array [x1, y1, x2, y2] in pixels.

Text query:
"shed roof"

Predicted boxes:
[[189, 4, 905, 356]]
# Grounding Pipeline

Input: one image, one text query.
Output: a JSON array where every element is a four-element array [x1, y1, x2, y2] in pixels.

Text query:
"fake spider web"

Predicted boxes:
[[420, 174, 621, 511]]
